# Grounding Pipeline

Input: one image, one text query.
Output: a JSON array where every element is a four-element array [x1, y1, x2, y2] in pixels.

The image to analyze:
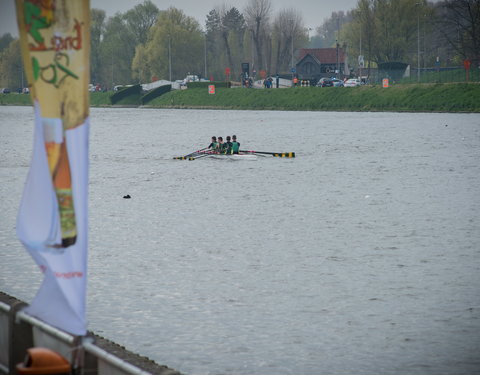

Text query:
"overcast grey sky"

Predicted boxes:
[[0, 0, 359, 37]]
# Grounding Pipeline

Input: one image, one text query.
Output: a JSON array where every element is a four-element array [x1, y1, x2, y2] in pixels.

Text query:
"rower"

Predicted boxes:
[[208, 136, 217, 150], [225, 136, 233, 154], [217, 136, 224, 153], [231, 135, 240, 154]]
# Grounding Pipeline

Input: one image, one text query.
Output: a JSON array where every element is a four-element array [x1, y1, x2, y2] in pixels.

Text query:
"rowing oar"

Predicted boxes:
[[188, 151, 216, 160], [240, 150, 295, 158], [173, 147, 208, 160]]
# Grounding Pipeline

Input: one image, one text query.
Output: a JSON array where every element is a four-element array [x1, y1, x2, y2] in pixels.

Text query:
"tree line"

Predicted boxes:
[[0, 0, 478, 89], [340, 0, 479, 78]]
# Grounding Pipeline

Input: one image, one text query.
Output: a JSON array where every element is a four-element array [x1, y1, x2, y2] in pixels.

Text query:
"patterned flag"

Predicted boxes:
[[15, 0, 90, 335]]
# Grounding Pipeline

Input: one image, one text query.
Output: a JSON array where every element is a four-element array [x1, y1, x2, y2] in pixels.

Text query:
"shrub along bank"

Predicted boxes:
[[147, 83, 480, 112], [1, 83, 479, 112]]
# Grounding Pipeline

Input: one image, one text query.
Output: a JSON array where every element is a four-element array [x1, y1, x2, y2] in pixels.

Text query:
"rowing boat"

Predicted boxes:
[[189, 152, 258, 160], [207, 153, 257, 160], [174, 148, 294, 160]]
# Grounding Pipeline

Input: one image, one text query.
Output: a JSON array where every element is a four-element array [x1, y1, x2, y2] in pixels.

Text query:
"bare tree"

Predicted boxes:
[[222, 6, 246, 76], [244, 0, 272, 71], [273, 9, 305, 73], [436, 0, 480, 65]]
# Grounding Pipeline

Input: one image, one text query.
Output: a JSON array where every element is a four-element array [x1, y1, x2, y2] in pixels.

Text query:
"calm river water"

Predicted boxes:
[[1, 106, 480, 375]]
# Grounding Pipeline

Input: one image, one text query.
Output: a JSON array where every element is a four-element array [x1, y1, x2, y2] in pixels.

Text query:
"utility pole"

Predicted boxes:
[[336, 40, 339, 77], [417, 2, 420, 82], [204, 33, 207, 79], [111, 52, 114, 89], [336, 17, 340, 77], [290, 21, 294, 86], [168, 34, 172, 82], [359, 31, 362, 79], [251, 30, 255, 74], [291, 34, 294, 71]]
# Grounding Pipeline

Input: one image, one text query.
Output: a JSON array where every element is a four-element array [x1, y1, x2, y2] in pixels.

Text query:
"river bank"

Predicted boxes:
[[1, 83, 479, 112]]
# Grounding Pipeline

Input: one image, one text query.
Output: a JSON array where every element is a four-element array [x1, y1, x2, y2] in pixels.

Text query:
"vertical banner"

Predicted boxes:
[[15, 0, 90, 335]]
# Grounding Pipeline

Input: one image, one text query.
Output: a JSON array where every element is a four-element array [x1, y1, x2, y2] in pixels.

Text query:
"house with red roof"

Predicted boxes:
[[295, 48, 350, 83]]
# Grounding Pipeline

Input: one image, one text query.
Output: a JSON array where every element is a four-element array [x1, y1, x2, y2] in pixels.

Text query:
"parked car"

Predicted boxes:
[[1, 88, 11, 94], [344, 78, 362, 87], [317, 78, 333, 87], [331, 79, 344, 87]]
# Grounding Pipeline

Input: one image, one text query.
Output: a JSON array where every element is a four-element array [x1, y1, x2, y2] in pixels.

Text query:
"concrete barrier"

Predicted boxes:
[[0, 292, 181, 375]]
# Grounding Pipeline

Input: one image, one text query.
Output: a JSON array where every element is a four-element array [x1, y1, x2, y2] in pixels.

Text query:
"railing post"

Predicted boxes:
[[8, 302, 33, 375]]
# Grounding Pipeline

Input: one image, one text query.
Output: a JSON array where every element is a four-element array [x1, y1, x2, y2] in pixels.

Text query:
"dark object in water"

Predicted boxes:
[[123, 195, 131, 199]]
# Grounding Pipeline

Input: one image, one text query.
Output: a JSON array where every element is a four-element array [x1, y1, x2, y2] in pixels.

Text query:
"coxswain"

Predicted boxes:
[[225, 136, 233, 154], [231, 135, 240, 154]]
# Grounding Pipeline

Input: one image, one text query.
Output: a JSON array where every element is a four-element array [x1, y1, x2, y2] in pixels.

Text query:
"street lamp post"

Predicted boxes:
[[204, 32, 207, 79], [111, 52, 114, 89], [417, 2, 420, 82], [291, 34, 294, 70], [336, 17, 340, 77], [251, 29, 255, 73], [336, 39, 339, 77], [291, 34, 294, 86], [307, 27, 312, 46], [290, 21, 295, 87], [168, 34, 172, 82]]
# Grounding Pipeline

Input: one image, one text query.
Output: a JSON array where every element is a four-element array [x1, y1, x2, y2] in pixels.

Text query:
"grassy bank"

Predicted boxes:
[[2, 83, 479, 112], [148, 83, 480, 112], [0, 93, 32, 106]]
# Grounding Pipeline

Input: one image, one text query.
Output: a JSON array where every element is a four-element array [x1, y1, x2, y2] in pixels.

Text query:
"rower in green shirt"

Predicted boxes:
[[231, 135, 240, 154], [217, 136, 225, 153], [208, 136, 218, 151], [225, 136, 233, 154]]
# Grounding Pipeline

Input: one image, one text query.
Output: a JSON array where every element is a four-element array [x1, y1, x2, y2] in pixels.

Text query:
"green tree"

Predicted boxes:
[[0, 33, 14, 52], [204, 7, 247, 80], [98, 14, 136, 88], [311, 11, 352, 49], [124, 0, 160, 46], [90, 9, 106, 85], [205, 8, 224, 79], [0, 39, 23, 89], [343, 0, 431, 78], [222, 7, 246, 77], [132, 7, 204, 82], [372, 0, 421, 63]]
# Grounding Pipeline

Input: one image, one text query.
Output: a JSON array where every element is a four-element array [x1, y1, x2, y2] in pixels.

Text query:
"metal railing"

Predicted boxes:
[[0, 292, 162, 375]]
